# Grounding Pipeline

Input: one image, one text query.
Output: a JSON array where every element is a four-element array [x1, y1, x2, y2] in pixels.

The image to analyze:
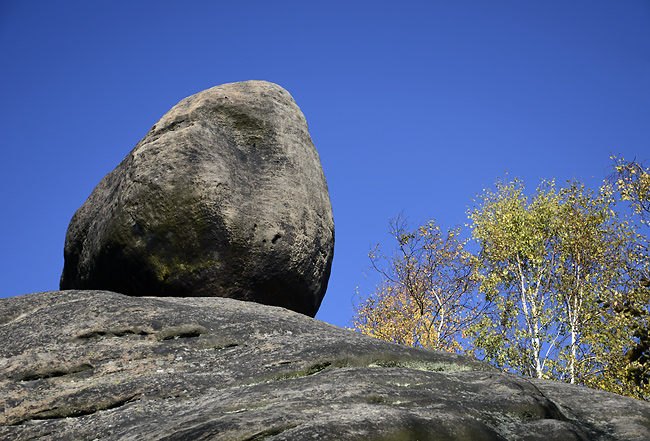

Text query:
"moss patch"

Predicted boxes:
[[94, 185, 220, 296]]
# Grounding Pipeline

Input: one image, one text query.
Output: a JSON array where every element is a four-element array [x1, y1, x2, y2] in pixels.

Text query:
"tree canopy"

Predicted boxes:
[[353, 164, 650, 400], [352, 216, 481, 352], [608, 156, 650, 389]]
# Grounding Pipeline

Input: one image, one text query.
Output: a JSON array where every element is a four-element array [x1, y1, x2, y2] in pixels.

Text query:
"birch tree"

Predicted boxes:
[[467, 178, 562, 378], [552, 182, 641, 385], [468, 177, 643, 386]]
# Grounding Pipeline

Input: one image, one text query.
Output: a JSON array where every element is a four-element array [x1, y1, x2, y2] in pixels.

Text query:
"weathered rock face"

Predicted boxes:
[[60, 81, 334, 317], [2, 291, 649, 440]]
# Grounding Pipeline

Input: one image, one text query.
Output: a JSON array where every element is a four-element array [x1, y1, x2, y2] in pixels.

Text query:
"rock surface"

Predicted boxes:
[[2, 290, 649, 440], [60, 81, 334, 317]]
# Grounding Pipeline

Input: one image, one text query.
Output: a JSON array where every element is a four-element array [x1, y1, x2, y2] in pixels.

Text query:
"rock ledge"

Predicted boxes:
[[1, 290, 649, 440]]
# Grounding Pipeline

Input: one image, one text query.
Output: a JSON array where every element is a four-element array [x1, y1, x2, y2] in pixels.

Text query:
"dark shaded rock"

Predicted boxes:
[[2, 291, 649, 440], [60, 81, 334, 317]]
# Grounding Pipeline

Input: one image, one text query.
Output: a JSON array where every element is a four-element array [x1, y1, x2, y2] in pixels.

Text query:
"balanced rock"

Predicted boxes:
[[2, 290, 650, 440], [60, 81, 334, 317]]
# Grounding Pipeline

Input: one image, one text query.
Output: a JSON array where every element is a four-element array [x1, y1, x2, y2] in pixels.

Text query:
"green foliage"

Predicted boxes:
[[467, 176, 646, 397], [622, 279, 650, 387], [606, 156, 650, 393], [609, 156, 650, 224], [467, 178, 563, 379], [353, 160, 650, 400]]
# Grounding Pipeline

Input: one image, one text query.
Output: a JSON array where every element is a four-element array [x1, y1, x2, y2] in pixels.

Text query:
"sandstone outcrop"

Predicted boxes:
[[2, 290, 649, 440], [60, 81, 334, 317]]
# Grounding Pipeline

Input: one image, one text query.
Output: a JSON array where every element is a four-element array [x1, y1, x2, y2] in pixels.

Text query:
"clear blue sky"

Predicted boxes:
[[1, 1, 649, 328]]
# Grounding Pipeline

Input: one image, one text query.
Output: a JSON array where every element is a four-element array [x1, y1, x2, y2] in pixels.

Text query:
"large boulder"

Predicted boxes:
[[60, 81, 334, 317], [2, 290, 649, 440]]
